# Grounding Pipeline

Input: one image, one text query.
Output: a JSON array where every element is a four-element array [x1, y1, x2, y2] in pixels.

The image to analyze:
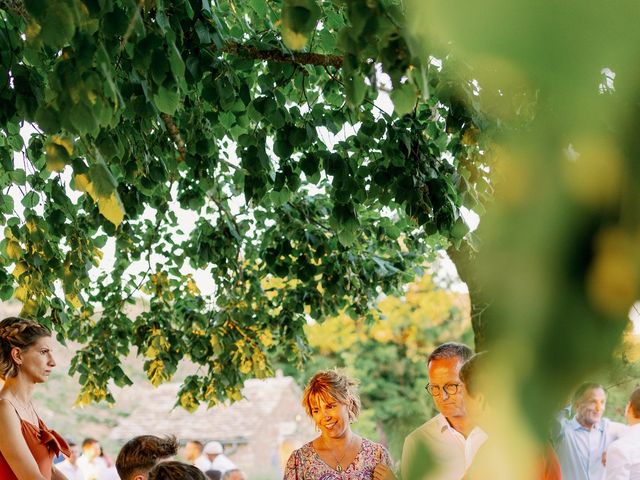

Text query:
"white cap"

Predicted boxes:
[[203, 441, 223, 455]]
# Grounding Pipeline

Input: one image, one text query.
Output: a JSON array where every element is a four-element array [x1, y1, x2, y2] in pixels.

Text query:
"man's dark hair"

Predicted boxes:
[[82, 438, 99, 449], [628, 387, 640, 418], [459, 352, 488, 398], [428, 342, 473, 365], [116, 435, 178, 480], [572, 382, 606, 404], [206, 470, 222, 480], [148, 461, 207, 480]]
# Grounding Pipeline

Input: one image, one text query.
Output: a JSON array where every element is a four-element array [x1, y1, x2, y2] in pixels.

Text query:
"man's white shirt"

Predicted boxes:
[[194, 453, 237, 473], [56, 459, 85, 480], [401, 413, 487, 480], [605, 423, 640, 480]]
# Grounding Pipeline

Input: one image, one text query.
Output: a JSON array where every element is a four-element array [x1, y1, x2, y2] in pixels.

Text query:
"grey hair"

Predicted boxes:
[[427, 342, 473, 365], [0, 316, 51, 380]]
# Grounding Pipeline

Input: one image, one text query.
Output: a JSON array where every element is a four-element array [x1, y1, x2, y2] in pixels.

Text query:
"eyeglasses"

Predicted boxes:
[[425, 383, 461, 397]]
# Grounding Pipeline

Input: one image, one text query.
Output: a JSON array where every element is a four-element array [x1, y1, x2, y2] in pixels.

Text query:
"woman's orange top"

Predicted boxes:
[[0, 415, 70, 480]]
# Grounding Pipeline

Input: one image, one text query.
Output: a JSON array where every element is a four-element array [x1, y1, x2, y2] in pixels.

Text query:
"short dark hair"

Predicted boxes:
[[148, 461, 207, 480], [628, 387, 640, 418], [428, 342, 473, 365], [116, 435, 178, 480], [573, 383, 606, 404], [206, 470, 222, 480], [459, 352, 489, 398]]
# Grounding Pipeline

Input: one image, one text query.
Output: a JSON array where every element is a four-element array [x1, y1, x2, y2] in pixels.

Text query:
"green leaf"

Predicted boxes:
[[9, 170, 27, 185], [69, 103, 99, 136], [37, 3, 75, 49], [391, 83, 417, 116], [345, 73, 366, 108], [89, 163, 117, 197], [281, 0, 321, 50], [22, 191, 40, 208], [153, 86, 180, 114]]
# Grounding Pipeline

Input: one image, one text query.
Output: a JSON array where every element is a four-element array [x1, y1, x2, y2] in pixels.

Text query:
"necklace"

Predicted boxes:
[[322, 434, 354, 473], [9, 392, 37, 424]]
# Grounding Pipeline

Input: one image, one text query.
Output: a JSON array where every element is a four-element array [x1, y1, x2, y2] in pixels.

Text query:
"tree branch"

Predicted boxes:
[[160, 113, 187, 162], [216, 42, 343, 69]]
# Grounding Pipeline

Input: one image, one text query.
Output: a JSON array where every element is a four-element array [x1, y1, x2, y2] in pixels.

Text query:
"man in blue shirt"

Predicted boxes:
[[556, 383, 627, 480]]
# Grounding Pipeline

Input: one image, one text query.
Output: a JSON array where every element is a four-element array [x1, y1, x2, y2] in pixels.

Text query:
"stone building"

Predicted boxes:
[[109, 374, 315, 479]]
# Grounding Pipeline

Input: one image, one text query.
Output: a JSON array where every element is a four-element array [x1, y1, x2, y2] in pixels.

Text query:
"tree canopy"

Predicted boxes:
[[0, 0, 493, 406]]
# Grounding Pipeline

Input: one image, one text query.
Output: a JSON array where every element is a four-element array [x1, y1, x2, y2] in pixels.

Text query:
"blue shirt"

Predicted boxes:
[[556, 416, 627, 480]]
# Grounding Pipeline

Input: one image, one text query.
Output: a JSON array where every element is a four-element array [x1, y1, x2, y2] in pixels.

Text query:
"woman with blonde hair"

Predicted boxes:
[[0, 316, 70, 479], [284, 369, 396, 480]]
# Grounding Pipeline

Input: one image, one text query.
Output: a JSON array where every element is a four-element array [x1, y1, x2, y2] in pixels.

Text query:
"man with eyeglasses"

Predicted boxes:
[[401, 342, 487, 480]]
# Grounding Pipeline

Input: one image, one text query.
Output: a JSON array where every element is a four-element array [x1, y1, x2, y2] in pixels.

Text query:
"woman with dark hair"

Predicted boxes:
[[0, 316, 70, 480], [284, 369, 396, 480]]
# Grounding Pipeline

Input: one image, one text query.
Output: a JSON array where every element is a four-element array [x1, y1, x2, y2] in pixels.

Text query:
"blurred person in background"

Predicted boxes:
[[222, 468, 247, 480], [197, 441, 236, 474], [57, 442, 84, 480], [604, 386, 640, 480], [78, 438, 108, 480], [401, 342, 486, 480], [0, 316, 70, 480], [183, 440, 204, 465], [555, 383, 627, 480], [284, 369, 395, 480], [115, 435, 178, 480]]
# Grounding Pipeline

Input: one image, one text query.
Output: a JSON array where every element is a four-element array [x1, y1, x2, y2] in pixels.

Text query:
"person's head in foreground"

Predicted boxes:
[[302, 369, 361, 437], [426, 342, 473, 428], [459, 351, 490, 425], [572, 382, 606, 429], [0, 316, 55, 383], [116, 435, 178, 480], [148, 461, 207, 480], [624, 386, 640, 425]]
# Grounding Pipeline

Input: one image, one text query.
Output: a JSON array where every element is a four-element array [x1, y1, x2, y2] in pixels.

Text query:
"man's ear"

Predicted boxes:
[[133, 474, 147, 480]]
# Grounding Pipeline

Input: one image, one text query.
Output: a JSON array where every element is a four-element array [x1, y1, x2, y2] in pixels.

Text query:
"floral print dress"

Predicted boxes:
[[284, 438, 392, 480]]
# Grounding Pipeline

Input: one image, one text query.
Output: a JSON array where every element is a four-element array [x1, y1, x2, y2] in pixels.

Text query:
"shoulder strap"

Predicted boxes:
[[0, 397, 21, 418]]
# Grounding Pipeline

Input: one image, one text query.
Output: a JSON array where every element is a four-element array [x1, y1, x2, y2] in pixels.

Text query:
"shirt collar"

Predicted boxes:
[[570, 415, 605, 432], [435, 413, 487, 440]]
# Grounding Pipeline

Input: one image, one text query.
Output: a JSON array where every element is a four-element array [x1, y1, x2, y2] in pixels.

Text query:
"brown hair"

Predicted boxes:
[[0, 316, 51, 380], [148, 461, 207, 480], [302, 369, 361, 421], [459, 352, 489, 398], [115, 435, 178, 480]]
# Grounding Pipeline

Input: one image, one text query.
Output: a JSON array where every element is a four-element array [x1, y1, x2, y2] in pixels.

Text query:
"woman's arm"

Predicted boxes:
[[0, 400, 47, 480]]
